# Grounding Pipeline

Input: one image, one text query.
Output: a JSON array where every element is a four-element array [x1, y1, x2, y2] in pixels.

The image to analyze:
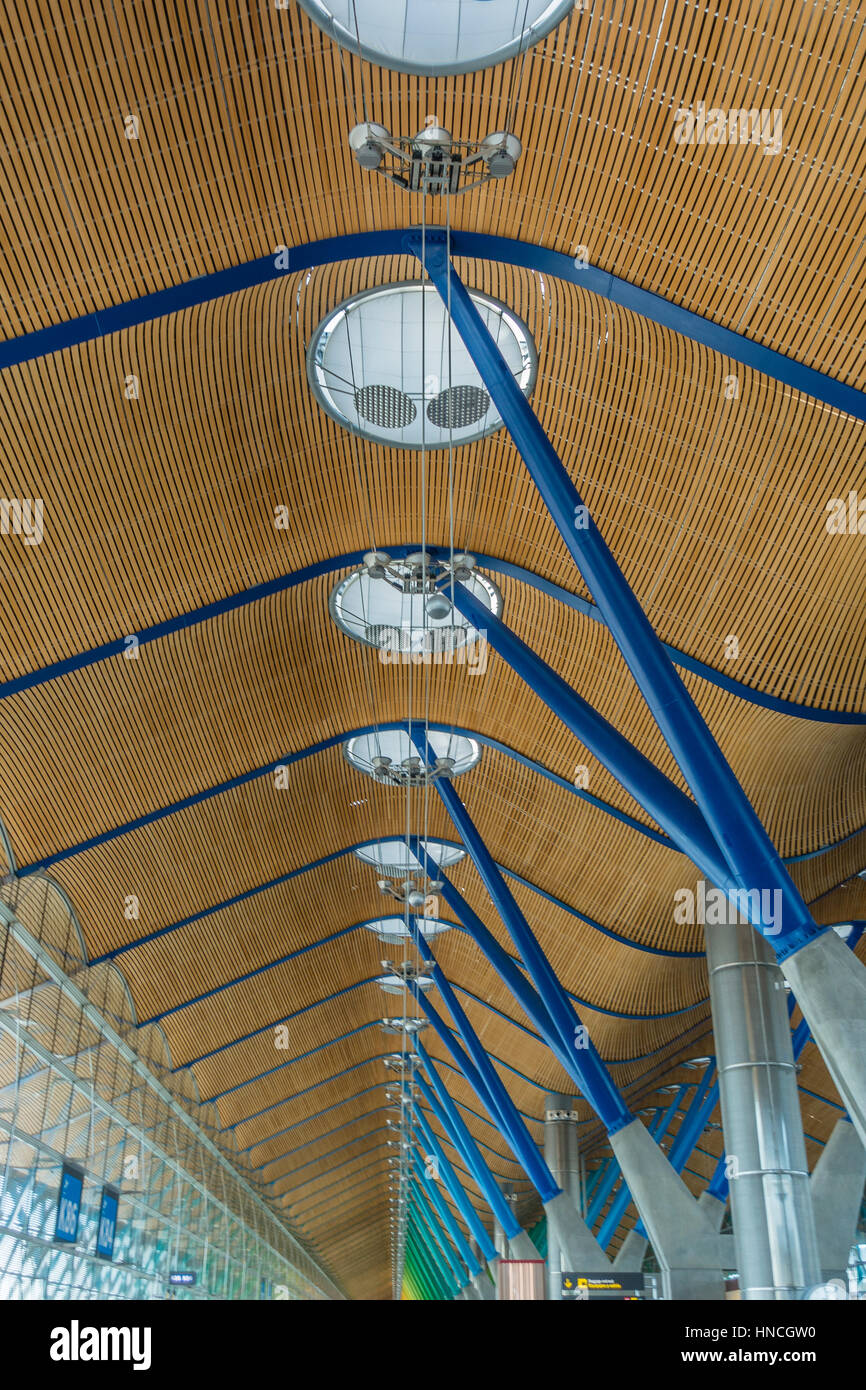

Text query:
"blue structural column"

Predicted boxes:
[[413, 1044, 535, 1256], [408, 779, 631, 1134], [407, 914, 612, 1272], [412, 1100, 498, 1267], [410, 1147, 480, 1279], [410, 231, 822, 960], [413, 231, 866, 1153]]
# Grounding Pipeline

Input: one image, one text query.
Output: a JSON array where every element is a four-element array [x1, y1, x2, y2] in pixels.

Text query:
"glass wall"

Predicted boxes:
[[0, 875, 341, 1301]]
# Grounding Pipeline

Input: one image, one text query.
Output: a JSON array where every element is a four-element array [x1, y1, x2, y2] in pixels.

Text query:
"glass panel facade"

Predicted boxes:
[[0, 877, 341, 1301]]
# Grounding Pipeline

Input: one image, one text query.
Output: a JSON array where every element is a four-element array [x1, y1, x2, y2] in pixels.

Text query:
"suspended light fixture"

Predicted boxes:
[[308, 283, 536, 450], [345, 729, 480, 786], [330, 551, 500, 656], [346, 122, 522, 195], [297, 1, 573, 77], [363, 915, 453, 945]]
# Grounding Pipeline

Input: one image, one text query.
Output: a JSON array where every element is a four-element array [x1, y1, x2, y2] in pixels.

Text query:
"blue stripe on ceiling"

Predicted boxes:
[[3, 546, 863, 726], [3, 229, 864, 424]]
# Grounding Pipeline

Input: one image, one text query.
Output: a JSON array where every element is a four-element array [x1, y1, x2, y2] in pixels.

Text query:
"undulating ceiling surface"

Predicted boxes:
[[0, 0, 864, 1299]]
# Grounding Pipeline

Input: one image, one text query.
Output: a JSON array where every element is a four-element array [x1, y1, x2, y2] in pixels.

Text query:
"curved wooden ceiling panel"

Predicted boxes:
[[1, 0, 863, 1298]]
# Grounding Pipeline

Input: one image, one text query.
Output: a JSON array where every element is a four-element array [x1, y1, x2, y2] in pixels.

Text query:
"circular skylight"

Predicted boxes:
[[330, 560, 500, 653], [355, 838, 464, 877], [345, 729, 481, 781], [298, 0, 573, 76], [308, 283, 536, 449], [363, 915, 454, 944]]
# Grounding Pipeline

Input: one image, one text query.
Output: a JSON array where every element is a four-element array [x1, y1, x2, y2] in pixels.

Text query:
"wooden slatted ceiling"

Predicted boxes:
[[0, 262, 863, 707], [0, 2, 865, 386], [0, 1, 864, 1299]]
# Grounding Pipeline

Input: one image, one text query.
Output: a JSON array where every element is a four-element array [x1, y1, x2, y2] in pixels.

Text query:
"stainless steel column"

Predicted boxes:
[[544, 1093, 582, 1300], [705, 919, 820, 1299]]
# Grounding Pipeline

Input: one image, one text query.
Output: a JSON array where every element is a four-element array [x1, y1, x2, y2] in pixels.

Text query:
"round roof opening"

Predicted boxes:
[[330, 557, 500, 654], [297, 1, 573, 76], [363, 915, 454, 944], [345, 729, 481, 782], [355, 838, 464, 877], [308, 283, 536, 449]]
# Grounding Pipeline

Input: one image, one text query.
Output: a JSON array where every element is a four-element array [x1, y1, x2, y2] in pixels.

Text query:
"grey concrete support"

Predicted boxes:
[[609, 1118, 726, 1300], [698, 1189, 727, 1233], [784, 931, 866, 1149], [492, 1216, 508, 1258], [508, 1227, 541, 1261], [472, 1271, 496, 1300], [544, 1095, 600, 1298], [811, 1117, 866, 1281], [706, 920, 820, 1299], [613, 1229, 648, 1272]]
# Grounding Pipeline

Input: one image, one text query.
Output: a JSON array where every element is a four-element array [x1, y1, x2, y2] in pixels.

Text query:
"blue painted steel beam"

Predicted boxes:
[[413, 1105, 497, 1258], [409, 1115, 495, 1264], [598, 1086, 689, 1248], [5, 229, 863, 422], [414, 1044, 522, 1239], [411, 770, 632, 1134], [417, 237, 829, 964], [588, 1086, 684, 1228], [5, 550, 861, 732], [94, 830, 699, 974], [410, 1147, 481, 1280], [408, 977, 533, 1169], [410, 1178, 467, 1287]]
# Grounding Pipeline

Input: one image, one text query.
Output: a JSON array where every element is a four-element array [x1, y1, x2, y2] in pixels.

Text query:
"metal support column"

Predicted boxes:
[[544, 1093, 582, 1300], [705, 919, 820, 1299]]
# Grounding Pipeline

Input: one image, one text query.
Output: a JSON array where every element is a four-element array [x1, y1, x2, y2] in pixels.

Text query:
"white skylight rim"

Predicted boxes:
[[363, 916, 454, 942], [297, 0, 573, 76], [344, 729, 481, 778], [329, 563, 501, 652], [354, 838, 465, 876], [307, 282, 537, 450]]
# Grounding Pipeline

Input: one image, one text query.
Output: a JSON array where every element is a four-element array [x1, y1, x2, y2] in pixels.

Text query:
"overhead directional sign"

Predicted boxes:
[[54, 1164, 84, 1245], [96, 1186, 119, 1260], [169, 1271, 196, 1287], [562, 1272, 644, 1301]]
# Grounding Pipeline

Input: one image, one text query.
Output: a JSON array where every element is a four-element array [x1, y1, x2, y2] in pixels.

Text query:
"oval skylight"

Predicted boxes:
[[355, 838, 464, 876], [298, 0, 573, 76], [308, 283, 536, 449], [330, 561, 500, 653], [363, 915, 454, 944], [345, 729, 481, 781]]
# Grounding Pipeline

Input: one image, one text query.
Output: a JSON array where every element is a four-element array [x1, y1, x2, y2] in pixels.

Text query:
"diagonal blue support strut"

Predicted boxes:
[[410, 741, 632, 1133], [412, 230, 828, 966]]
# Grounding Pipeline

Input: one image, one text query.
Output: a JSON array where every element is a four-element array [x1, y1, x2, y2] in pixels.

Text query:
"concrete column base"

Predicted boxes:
[[543, 1190, 609, 1270], [472, 1273, 496, 1300], [613, 1229, 648, 1271], [812, 1116, 866, 1281], [784, 931, 866, 1150], [610, 1118, 726, 1300], [508, 1228, 540, 1261], [662, 1268, 726, 1300]]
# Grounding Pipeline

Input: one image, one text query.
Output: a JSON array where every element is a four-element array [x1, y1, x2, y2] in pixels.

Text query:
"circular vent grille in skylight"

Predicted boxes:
[[297, 0, 573, 76], [308, 283, 536, 449], [355, 838, 464, 877]]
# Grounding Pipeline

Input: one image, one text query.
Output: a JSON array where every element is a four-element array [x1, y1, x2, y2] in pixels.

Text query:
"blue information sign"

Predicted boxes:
[[169, 1271, 196, 1286], [96, 1186, 119, 1260], [55, 1164, 84, 1244]]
